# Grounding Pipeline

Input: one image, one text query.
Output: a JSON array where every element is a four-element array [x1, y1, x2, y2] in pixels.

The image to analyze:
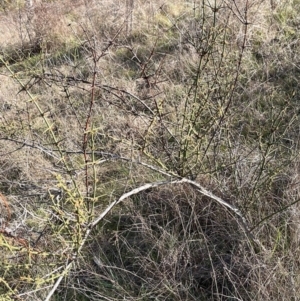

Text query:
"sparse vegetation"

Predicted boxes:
[[0, 0, 300, 300]]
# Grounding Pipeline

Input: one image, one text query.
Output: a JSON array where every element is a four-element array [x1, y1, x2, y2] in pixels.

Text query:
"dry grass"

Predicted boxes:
[[1, 0, 300, 300]]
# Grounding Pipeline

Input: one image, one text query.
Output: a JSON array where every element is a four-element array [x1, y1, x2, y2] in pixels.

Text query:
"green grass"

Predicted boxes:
[[1, 0, 300, 300]]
